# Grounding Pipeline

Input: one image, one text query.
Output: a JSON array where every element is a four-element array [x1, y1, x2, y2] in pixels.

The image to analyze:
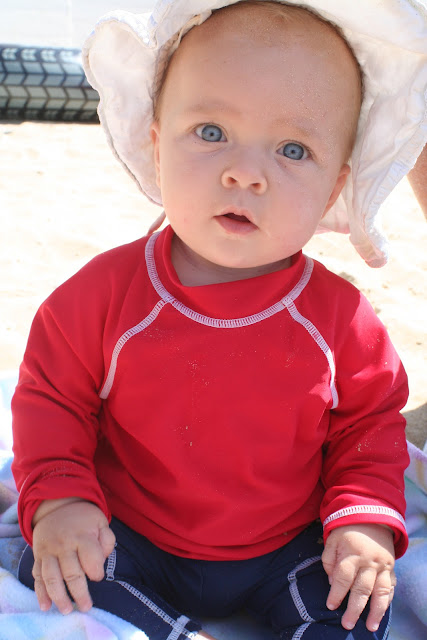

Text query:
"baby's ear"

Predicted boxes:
[[150, 122, 161, 188], [322, 164, 351, 218]]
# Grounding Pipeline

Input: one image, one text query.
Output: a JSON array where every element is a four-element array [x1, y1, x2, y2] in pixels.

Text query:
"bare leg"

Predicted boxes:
[[408, 143, 427, 219]]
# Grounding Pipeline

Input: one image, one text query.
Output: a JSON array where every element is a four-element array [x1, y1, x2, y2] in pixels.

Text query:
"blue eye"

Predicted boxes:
[[195, 124, 224, 142], [279, 142, 306, 160]]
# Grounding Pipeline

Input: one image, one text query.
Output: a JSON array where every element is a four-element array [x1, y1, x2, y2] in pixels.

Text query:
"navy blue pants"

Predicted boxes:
[[19, 519, 391, 640]]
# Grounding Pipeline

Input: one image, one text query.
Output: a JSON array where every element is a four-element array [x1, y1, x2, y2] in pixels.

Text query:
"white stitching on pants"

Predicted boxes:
[[291, 622, 311, 639], [167, 615, 191, 640], [287, 555, 322, 623], [117, 580, 196, 639], [106, 546, 117, 582]]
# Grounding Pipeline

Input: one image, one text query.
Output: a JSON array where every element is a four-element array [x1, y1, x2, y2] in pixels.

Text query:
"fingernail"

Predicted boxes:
[[343, 622, 355, 631]]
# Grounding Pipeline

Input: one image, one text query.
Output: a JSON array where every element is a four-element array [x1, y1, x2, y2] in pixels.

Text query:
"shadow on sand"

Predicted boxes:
[[404, 403, 427, 450]]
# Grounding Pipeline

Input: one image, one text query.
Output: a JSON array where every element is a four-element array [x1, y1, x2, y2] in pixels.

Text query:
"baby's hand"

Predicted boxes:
[[32, 498, 116, 615], [321, 523, 395, 633]]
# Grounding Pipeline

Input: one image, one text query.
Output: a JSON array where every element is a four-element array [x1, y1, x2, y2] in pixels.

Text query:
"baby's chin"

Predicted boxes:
[[171, 233, 296, 285]]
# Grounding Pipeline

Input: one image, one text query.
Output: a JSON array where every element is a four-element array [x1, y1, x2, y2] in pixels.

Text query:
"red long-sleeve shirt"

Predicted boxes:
[[12, 226, 409, 559]]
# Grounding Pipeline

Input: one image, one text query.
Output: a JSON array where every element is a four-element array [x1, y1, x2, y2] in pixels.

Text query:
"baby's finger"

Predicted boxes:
[[78, 535, 111, 582], [389, 570, 397, 603], [340, 567, 377, 631], [32, 558, 52, 612], [321, 541, 336, 579], [365, 570, 394, 633], [326, 559, 357, 611], [41, 554, 74, 614], [99, 524, 116, 559], [59, 551, 93, 612]]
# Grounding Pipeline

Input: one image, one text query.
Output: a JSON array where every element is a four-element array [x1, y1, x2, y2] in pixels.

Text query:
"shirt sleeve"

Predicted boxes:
[[11, 260, 112, 545], [320, 292, 409, 558]]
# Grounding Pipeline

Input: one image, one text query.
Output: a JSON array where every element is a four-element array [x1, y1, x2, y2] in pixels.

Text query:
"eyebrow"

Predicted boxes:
[[182, 100, 242, 117]]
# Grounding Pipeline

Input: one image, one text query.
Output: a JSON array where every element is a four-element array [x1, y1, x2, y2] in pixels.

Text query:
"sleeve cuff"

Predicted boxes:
[[322, 505, 408, 558], [18, 462, 110, 545]]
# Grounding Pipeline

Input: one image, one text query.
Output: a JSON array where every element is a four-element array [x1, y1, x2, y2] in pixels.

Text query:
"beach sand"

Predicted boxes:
[[1, 121, 426, 447]]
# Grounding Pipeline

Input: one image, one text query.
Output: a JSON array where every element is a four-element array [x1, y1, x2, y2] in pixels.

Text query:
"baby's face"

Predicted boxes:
[[151, 3, 361, 282]]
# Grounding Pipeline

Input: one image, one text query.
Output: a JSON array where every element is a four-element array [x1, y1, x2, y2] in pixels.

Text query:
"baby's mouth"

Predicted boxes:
[[216, 209, 258, 234], [224, 212, 250, 223]]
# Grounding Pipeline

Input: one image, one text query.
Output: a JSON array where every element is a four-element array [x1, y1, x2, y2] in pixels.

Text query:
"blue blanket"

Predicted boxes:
[[0, 373, 425, 639]]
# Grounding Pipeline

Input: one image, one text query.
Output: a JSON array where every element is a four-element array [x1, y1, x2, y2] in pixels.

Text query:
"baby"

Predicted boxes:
[[12, 2, 415, 639]]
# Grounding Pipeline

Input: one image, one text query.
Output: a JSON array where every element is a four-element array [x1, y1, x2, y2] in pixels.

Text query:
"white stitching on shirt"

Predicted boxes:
[[284, 254, 314, 302], [281, 296, 338, 409], [170, 298, 286, 328], [146, 233, 338, 405], [145, 232, 313, 328], [323, 506, 406, 528], [99, 299, 167, 399], [101, 233, 338, 398]]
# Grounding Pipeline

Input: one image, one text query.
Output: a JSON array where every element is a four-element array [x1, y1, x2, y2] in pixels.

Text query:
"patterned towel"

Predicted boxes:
[[391, 442, 427, 640]]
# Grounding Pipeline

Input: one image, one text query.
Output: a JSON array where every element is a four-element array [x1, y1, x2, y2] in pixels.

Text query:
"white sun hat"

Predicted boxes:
[[82, 0, 427, 267]]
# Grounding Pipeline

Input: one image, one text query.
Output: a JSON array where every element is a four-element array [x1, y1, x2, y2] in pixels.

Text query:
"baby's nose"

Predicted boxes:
[[221, 149, 267, 194]]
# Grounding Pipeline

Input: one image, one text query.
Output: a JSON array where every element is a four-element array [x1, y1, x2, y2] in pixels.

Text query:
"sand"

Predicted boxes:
[[1, 121, 425, 447]]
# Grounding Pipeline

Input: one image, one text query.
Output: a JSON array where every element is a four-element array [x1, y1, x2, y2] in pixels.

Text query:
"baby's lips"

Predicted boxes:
[[218, 206, 257, 226]]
